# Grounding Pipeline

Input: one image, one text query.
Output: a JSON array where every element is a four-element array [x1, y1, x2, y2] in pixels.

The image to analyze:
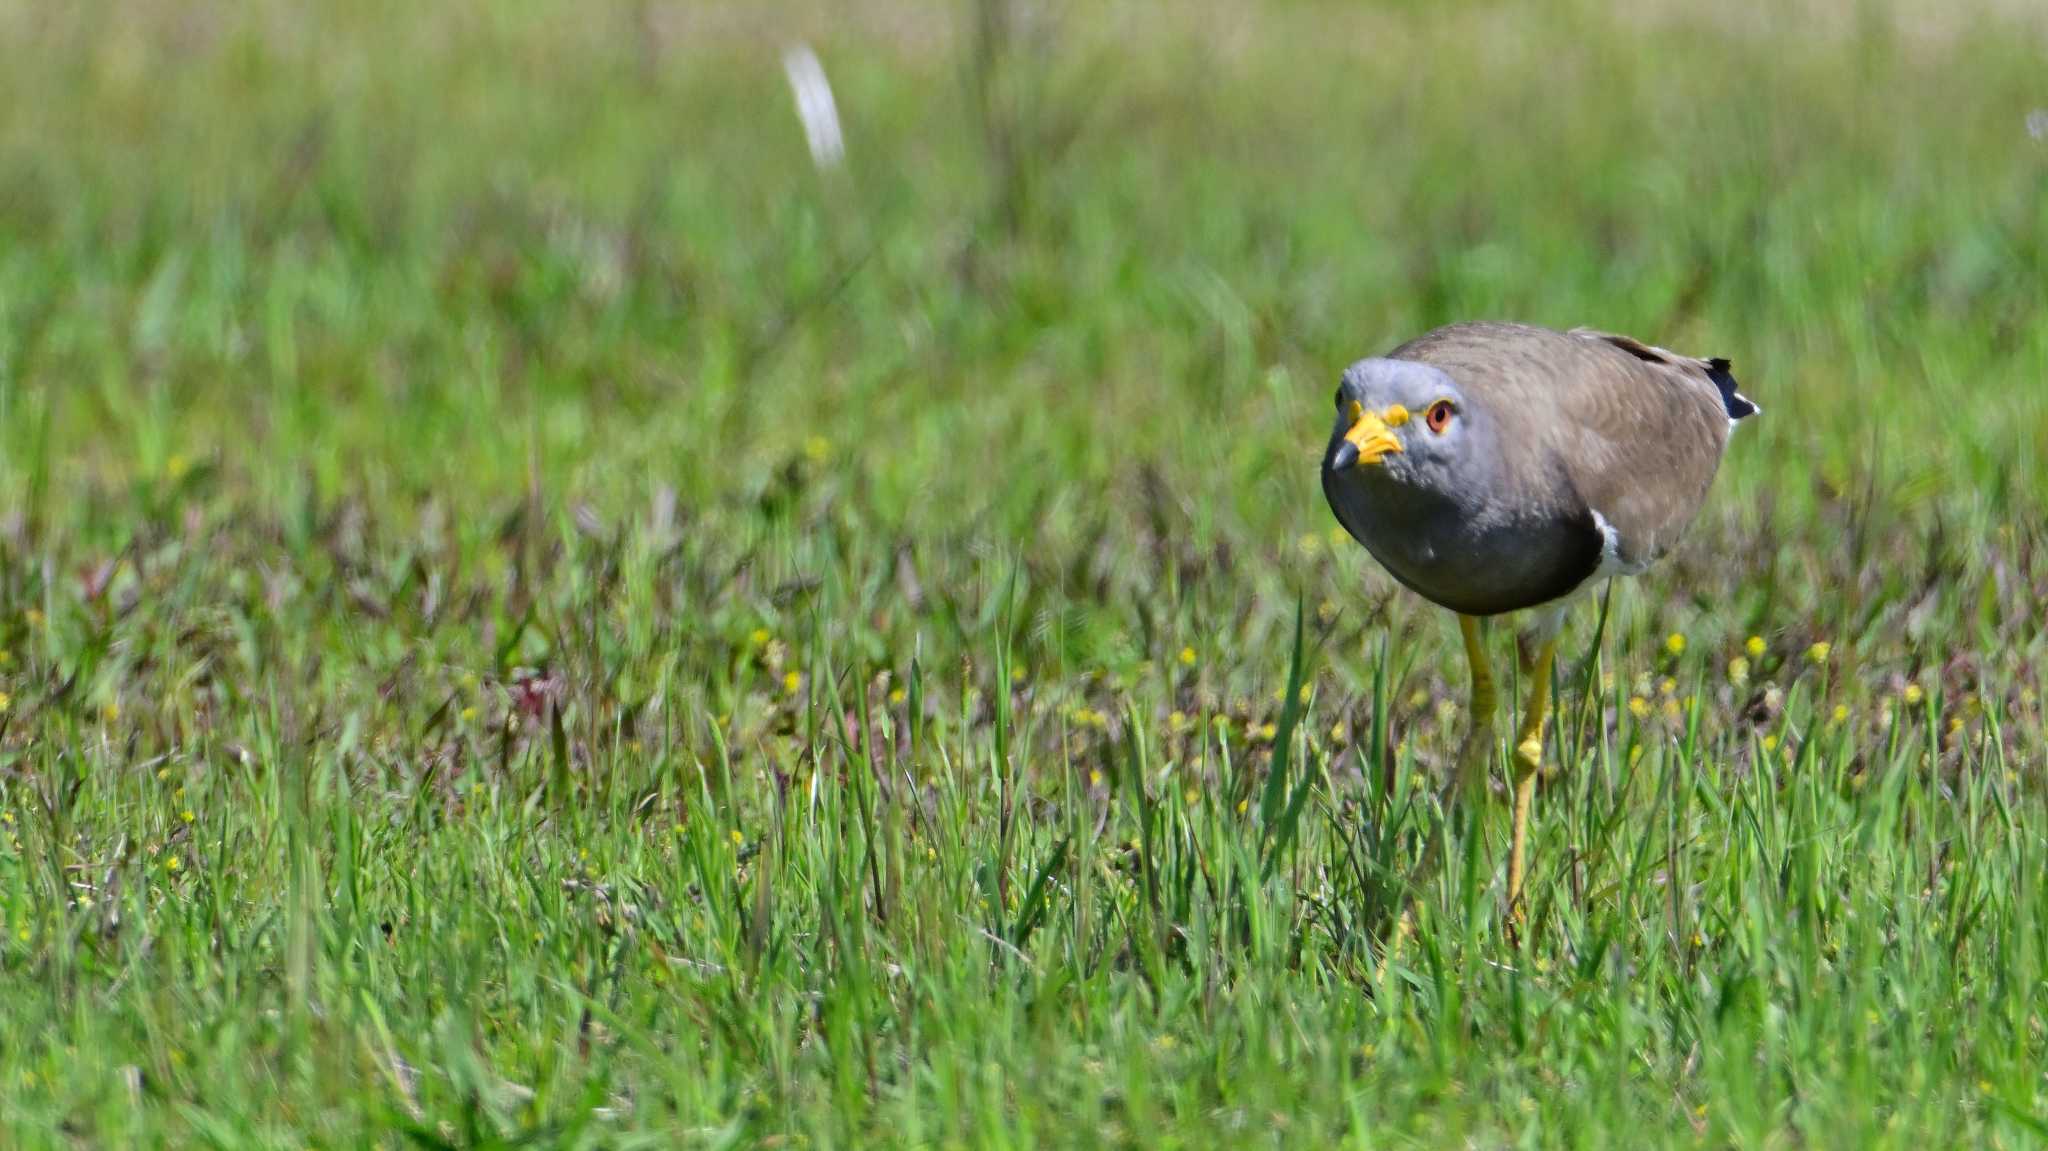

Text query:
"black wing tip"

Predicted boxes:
[[1704, 358, 1759, 420]]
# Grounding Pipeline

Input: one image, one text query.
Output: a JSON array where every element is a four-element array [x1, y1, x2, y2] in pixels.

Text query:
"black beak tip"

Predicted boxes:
[[1328, 441, 1359, 472]]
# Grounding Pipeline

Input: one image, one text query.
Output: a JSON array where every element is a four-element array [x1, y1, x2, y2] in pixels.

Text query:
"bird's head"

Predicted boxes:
[[1322, 358, 1487, 491]]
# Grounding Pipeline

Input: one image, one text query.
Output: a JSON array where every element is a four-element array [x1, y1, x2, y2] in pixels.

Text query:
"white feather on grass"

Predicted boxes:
[[783, 44, 844, 170]]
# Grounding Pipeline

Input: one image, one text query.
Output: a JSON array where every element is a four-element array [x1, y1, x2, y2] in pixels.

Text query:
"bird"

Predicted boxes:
[[1320, 320, 1757, 923]]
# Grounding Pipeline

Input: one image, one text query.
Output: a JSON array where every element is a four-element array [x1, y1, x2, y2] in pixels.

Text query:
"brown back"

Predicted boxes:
[[1390, 322, 1731, 566]]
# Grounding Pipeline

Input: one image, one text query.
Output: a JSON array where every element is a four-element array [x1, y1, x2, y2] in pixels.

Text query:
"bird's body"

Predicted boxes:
[[1319, 320, 1756, 930], [1322, 321, 1751, 616]]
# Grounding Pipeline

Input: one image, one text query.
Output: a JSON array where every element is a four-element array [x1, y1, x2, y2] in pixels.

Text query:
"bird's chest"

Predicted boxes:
[[1344, 491, 1489, 588], [1325, 473, 1600, 616]]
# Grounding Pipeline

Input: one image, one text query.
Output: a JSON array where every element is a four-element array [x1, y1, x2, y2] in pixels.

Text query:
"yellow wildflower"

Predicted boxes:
[[1179, 646, 1197, 667], [1902, 683, 1924, 706], [803, 435, 831, 463], [1628, 697, 1651, 720], [164, 856, 182, 873], [1807, 641, 1832, 666], [1665, 633, 1687, 657], [1726, 657, 1750, 687], [1745, 636, 1766, 659], [783, 671, 802, 695]]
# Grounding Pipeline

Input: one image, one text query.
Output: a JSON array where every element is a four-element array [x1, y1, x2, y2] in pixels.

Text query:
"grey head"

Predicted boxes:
[[1320, 356, 1602, 616], [1321, 357, 1501, 500]]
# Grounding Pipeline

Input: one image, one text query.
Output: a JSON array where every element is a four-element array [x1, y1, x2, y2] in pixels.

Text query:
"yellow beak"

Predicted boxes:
[[1335, 402, 1405, 469]]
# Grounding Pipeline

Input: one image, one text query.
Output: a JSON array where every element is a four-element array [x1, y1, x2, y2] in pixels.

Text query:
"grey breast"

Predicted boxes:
[[1327, 464, 1606, 616], [1330, 322, 1738, 615]]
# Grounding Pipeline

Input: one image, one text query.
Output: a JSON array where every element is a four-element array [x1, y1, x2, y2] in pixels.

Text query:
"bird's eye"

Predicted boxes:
[[1425, 400, 1455, 434], [1333, 387, 1346, 410]]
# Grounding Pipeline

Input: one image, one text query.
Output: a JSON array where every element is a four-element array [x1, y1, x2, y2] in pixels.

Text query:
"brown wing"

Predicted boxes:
[[1391, 322, 1732, 568]]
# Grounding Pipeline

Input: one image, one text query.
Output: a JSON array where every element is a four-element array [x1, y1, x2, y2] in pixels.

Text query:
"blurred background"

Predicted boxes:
[[5, 0, 2046, 792], [2, 2, 2047, 1142], [4, 1, 2042, 578]]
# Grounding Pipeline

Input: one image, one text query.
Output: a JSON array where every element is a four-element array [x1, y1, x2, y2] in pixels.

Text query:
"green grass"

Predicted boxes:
[[2, 1, 2047, 1146]]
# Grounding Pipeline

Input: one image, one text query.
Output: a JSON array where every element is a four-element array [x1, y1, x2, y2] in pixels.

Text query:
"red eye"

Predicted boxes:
[[1425, 400, 1455, 434]]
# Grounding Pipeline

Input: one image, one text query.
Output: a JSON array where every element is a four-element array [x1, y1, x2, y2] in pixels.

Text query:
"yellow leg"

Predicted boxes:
[[1506, 638, 1556, 926], [1376, 613, 1500, 985], [1453, 615, 1498, 803]]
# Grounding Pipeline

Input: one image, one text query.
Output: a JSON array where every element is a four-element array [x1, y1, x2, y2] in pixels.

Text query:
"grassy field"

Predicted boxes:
[[2, 0, 2047, 1145]]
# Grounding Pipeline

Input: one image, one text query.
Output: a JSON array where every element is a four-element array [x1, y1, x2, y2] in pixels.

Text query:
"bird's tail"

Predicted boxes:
[[1705, 358, 1759, 420]]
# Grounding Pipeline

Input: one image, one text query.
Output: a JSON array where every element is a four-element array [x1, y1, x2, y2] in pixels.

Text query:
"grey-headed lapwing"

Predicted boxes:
[[1321, 321, 1757, 921]]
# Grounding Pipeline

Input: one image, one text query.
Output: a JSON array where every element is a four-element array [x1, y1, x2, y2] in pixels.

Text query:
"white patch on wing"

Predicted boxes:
[[1591, 509, 1651, 582], [1521, 508, 1649, 618], [1728, 392, 1760, 430]]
